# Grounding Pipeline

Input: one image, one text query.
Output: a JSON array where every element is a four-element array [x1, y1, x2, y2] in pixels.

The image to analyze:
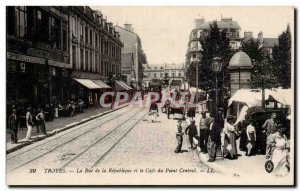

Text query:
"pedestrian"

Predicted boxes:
[[149, 101, 159, 123], [175, 120, 184, 153], [199, 111, 209, 153], [222, 115, 238, 159], [187, 106, 196, 120], [207, 116, 222, 162], [185, 119, 198, 150], [262, 112, 277, 159], [270, 124, 289, 176], [246, 119, 256, 156], [25, 107, 34, 140], [36, 108, 47, 135], [8, 108, 19, 143]]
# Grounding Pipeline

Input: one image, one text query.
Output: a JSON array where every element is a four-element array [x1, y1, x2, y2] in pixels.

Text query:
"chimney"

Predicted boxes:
[[124, 24, 133, 32], [194, 18, 205, 28], [258, 31, 263, 44], [244, 31, 253, 38]]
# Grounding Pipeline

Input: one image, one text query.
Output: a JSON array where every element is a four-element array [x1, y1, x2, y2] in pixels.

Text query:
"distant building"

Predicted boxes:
[[185, 17, 241, 67], [143, 63, 185, 87], [115, 24, 146, 84], [241, 31, 278, 56], [121, 53, 136, 83]]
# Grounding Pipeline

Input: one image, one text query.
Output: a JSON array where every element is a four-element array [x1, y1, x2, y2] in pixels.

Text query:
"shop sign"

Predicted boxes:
[[27, 48, 62, 61], [7, 52, 45, 65]]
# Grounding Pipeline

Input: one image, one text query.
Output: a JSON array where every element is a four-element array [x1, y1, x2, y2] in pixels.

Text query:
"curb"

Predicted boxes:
[[6, 104, 129, 154], [192, 137, 241, 177]]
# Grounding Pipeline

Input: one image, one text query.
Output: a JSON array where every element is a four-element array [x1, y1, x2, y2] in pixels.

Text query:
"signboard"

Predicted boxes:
[[27, 48, 62, 61], [7, 52, 45, 65]]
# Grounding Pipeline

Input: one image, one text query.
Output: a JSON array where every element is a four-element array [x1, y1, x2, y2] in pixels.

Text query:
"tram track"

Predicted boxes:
[[7, 107, 143, 173], [7, 106, 133, 160]]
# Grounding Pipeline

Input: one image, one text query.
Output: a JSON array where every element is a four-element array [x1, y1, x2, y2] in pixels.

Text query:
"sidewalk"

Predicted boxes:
[[6, 103, 128, 154], [193, 137, 267, 176]]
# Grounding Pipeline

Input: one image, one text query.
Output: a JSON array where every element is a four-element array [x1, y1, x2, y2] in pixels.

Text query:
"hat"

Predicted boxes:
[[190, 119, 195, 123], [218, 107, 224, 111], [201, 111, 206, 115], [276, 124, 285, 131]]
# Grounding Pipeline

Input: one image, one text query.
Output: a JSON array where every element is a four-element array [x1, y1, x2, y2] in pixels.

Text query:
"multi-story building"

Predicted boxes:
[[69, 6, 122, 105], [6, 6, 123, 110], [185, 17, 241, 67], [115, 24, 146, 85], [241, 31, 278, 56], [6, 6, 71, 108], [143, 63, 185, 87]]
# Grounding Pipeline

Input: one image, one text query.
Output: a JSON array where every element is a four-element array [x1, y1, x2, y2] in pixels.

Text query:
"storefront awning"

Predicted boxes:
[[73, 78, 101, 89], [92, 80, 111, 89], [115, 80, 132, 91]]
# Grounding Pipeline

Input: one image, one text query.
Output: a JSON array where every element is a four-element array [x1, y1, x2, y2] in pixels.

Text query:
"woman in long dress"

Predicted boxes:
[[246, 120, 256, 156], [223, 115, 238, 159], [271, 125, 289, 176]]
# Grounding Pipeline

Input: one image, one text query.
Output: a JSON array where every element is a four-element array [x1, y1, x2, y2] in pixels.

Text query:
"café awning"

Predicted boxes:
[[115, 80, 132, 91], [73, 78, 101, 89], [92, 80, 111, 89]]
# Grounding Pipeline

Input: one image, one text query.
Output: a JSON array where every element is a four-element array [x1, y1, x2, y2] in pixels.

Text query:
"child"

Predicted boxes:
[[175, 120, 184, 153], [185, 119, 198, 149]]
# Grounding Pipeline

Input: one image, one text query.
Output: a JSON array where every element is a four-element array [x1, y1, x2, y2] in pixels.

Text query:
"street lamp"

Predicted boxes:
[[211, 57, 223, 116]]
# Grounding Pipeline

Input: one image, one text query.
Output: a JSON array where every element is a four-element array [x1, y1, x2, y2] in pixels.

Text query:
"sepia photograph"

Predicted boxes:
[[5, 5, 295, 186]]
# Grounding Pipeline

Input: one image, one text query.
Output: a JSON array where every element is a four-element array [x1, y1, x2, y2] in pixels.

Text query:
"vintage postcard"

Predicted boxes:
[[6, 6, 295, 185]]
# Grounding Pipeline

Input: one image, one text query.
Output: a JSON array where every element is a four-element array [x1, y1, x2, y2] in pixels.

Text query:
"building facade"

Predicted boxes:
[[6, 6, 122, 110], [115, 24, 146, 84], [69, 6, 122, 105], [7, 6, 71, 108], [185, 17, 241, 67], [143, 63, 185, 87]]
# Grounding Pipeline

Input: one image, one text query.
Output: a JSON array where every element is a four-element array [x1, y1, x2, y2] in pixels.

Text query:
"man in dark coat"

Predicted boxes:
[[185, 120, 198, 149], [207, 116, 222, 162], [8, 109, 19, 143]]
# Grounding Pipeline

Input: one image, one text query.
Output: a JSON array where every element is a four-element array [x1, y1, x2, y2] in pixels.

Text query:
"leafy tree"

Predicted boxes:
[[272, 25, 292, 88]]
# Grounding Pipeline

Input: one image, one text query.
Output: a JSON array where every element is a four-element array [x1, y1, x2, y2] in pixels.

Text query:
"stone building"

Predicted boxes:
[[185, 17, 241, 68], [69, 6, 122, 106], [143, 63, 185, 87], [6, 6, 123, 110], [6, 6, 71, 108], [115, 24, 146, 85]]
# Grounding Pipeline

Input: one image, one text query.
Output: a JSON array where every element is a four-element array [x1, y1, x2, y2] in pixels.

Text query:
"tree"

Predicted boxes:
[[272, 24, 292, 88]]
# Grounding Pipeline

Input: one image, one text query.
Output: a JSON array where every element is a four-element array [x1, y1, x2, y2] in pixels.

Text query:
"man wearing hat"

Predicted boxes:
[[185, 119, 198, 149], [199, 111, 209, 153], [262, 112, 278, 159], [8, 108, 19, 143]]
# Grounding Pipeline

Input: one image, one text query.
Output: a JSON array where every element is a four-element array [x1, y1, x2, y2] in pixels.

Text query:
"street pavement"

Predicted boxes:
[[6, 98, 292, 185]]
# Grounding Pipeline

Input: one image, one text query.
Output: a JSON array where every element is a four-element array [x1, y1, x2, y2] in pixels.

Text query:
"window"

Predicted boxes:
[[15, 6, 27, 37], [72, 46, 76, 67], [80, 49, 84, 70], [90, 52, 93, 72], [154, 67, 157, 70], [49, 17, 61, 49], [90, 29, 92, 45], [101, 60, 104, 75], [62, 27, 67, 51], [80, 22, 83, 39], [85, 51, 88, 71], [160, 73, 163, 77], [178, 72, 181, 77], [172, 73, 175, 77], [154, 73, 156, 78], [85, 27, 88, 42], [95, 54, 98, 72], [95, 34, 98, 48], [72, 16, 76, 35]]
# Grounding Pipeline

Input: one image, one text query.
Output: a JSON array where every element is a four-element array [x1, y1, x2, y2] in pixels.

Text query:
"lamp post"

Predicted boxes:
[[211, 57, 223, 116]]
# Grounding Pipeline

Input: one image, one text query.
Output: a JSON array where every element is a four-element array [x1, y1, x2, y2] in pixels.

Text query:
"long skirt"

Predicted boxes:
[[272, 148, 288, 175], [223, 132, 237, 158]]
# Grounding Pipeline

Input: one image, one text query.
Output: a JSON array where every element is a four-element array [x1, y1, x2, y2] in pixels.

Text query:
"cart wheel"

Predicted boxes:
[[265, 160, 274, 173]]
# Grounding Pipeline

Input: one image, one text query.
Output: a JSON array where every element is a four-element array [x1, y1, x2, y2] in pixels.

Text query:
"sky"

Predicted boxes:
[[93, 7, 293, 65]]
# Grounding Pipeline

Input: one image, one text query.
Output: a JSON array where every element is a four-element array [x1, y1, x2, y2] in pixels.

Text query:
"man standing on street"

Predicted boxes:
[[199, 111, 208, 153], [262, 112, 277, 159], [8, 108, 19, 143], [185, 119, 198, 150], [175, 120, 184, 153]]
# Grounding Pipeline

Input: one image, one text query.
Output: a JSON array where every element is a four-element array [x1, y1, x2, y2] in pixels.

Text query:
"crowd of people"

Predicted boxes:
[[6, 99, 86, 143]]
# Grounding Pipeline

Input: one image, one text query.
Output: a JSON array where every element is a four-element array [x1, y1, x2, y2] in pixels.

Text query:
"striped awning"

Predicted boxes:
[[115, 80, 132, 91], [73, 78, 101, 89], [92, 80, 111, 89]]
